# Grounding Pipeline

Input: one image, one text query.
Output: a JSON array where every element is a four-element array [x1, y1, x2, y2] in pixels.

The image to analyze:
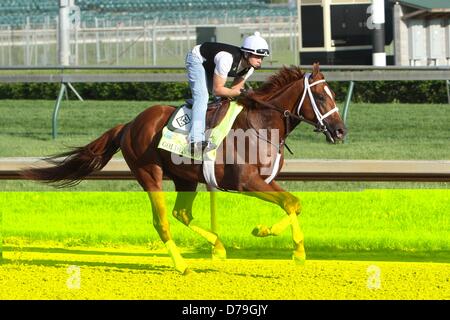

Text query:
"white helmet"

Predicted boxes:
[[241, 32, 270, 57]]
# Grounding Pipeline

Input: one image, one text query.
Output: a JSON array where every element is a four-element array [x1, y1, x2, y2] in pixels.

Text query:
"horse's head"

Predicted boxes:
[[296, 63, 347, 143], [239, 64, 347, 143]]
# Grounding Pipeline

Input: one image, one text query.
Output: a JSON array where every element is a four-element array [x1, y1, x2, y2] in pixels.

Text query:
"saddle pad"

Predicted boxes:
[[158, 101, 243, 161]]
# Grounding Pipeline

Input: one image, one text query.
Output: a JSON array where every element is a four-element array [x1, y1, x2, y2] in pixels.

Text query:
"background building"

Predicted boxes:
[[393, 0, 450, 66], [297, 0, 394, 65]]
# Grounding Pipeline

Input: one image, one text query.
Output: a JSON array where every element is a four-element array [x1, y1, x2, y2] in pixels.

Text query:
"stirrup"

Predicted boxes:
[[204, 141, 217, 152], [190, 141, 216, 155]]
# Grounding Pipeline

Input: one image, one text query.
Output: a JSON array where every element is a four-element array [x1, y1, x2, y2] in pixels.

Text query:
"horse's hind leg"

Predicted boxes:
[[172, 178, 226, 260], [132, 166, 191, 274]]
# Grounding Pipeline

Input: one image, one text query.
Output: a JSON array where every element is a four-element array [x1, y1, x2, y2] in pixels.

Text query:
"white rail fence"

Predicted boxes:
[[2, 158, 449, 182]]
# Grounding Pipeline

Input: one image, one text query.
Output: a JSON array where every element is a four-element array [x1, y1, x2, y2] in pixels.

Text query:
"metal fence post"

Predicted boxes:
[[342, 80, 355, 144], [52, 83, 67, 139], [342, 80, 355, 125], [52, 82, 83, 139]]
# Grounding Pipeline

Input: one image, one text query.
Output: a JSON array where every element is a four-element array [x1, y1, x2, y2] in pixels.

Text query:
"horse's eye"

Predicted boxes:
[[316, 95, 326, 103]]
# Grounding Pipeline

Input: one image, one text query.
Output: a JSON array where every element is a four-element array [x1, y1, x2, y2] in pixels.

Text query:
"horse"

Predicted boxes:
[[22, 63, 347, 275]]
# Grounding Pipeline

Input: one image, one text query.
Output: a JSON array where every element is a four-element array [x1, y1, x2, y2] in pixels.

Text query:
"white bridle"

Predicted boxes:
[[295, 73, 339, 127]]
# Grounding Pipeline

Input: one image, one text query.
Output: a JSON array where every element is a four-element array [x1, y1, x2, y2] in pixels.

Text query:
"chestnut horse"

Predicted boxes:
[[23, 64, 347, 274]]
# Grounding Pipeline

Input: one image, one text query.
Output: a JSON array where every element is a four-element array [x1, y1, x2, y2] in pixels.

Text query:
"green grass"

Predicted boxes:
[[2, 190, 449, 261], [0, 100, 448, 159], [0, 100, 177, 156]]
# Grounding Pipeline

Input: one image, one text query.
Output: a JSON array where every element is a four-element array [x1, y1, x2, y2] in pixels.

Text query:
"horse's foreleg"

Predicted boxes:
[[252, 180, 301, 236], [172, 191, 226, 260], [243, 177, 305, 264]]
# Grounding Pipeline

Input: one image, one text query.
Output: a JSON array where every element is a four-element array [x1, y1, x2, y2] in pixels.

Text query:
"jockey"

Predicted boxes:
[[185, 31, 270, 155]]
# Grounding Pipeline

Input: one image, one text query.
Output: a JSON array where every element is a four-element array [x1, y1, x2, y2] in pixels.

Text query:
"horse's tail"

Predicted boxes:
[[22, 124, 126, 187]]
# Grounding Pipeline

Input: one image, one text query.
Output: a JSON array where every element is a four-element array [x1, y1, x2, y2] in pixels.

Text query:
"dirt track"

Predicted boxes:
[[1, 246, 449, 300]]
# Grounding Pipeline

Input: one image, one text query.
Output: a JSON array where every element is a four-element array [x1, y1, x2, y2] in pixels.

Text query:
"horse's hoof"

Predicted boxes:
[[292, 252, 306, 265], [251, 225, 271, 237], [182, 268, 196, 276], [212, 248, 227, 260]]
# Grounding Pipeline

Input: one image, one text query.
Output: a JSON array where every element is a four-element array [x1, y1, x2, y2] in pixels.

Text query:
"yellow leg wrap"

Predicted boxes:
[[189, 224, 218, 245], [270, 215, 291, 236], [165, 240, 188, 273], [289, 213, 304, 245]]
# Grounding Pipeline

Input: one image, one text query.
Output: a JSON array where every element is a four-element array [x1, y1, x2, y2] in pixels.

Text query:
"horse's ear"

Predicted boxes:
[[312, 62, 320, 77]]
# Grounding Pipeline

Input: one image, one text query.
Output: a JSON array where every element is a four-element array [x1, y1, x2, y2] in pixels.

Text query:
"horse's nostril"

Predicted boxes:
[[336, 128, 346, 139]]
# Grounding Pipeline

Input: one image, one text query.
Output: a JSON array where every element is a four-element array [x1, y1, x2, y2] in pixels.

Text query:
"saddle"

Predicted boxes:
[[167, 98, 231, 134], [188, 98, 231, 129]]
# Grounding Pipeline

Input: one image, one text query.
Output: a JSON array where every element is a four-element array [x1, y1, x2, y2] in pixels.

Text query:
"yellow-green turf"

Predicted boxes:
[[0, 244, 449, 300], [2, 190, 449, 258]]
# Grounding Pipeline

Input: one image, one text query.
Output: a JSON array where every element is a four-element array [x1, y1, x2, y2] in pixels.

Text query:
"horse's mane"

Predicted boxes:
[[237, 65, 305, 107]]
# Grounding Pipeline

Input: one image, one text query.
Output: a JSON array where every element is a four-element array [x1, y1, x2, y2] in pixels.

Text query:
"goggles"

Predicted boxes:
[[241, 47, 270, 56]]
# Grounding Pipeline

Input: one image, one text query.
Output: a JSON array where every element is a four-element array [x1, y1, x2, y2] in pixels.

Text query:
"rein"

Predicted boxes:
[[244, 95, 298, 154]]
